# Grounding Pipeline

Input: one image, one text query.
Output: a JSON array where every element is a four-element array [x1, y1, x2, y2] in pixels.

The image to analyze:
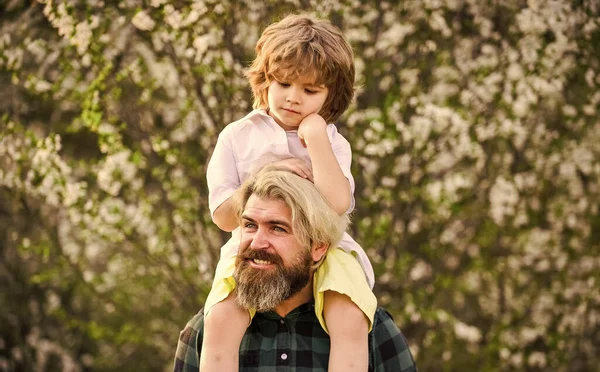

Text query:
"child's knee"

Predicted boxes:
[[323, 291, 368, 326], [206, 293, 247, 324]]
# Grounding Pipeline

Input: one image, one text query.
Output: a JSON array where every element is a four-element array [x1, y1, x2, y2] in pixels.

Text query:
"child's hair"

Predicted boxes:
[[246, 14, 355, 124]]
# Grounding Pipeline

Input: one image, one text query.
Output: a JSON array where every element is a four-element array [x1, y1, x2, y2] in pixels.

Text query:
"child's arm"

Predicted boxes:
[[298, 113, 352, 215], [212, 198, 238, 232], [207, 125, 242, 233]]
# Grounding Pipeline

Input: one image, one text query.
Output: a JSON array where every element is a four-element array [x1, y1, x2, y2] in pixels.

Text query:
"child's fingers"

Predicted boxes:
[[292, 165, 308, 179], [292, 161, 313, 182], [300, 165, 314, 182], [275, 159, 313, 181]]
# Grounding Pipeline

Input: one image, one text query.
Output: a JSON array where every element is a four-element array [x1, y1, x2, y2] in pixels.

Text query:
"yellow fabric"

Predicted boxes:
[[204, 247, 376, 332], [313, 247, 376, 334], [204, 251, 257, 320]]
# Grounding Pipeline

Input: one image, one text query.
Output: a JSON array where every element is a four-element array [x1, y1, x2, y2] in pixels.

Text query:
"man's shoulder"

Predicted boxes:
[[173, 309, 204, 372], [371, 307, 418, 371], [372, 307, 399, 333]]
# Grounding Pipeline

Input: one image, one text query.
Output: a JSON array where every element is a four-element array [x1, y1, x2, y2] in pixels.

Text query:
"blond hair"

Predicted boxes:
[[245, 14, 355, 124], [232, 165, 349, 266]]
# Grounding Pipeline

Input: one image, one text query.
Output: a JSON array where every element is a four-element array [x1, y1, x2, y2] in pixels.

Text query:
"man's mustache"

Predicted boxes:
[[238, 248, 284, 266]]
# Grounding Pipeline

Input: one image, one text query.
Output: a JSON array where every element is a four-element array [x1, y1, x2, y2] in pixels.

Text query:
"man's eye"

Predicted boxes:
[[244, 222, 257, 229], [273, 226, 287, 233]]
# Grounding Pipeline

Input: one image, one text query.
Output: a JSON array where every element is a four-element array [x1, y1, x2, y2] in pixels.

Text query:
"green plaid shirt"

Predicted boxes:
[[174, 302, 417, 371]]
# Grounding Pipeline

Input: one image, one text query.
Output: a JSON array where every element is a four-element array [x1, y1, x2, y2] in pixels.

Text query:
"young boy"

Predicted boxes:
[[201, 14, 376, 371]]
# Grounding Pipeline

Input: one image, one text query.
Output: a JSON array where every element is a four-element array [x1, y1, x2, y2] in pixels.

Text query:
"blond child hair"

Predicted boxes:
[[246, 14, 355, 124]]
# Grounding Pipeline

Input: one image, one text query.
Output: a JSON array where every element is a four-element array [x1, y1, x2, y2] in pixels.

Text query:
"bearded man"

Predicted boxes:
[[174, 166, 417, 371]]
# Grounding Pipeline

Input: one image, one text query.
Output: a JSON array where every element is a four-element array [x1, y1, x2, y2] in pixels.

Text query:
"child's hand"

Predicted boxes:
[[272, 158, 314, 182], [298, 113, 327, 148]]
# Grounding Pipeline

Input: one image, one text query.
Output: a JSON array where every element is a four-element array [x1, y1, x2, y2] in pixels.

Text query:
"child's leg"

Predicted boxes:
[[324, 290, 369, 372], [315, 248, 375, 372], [200, 291, 249, 371]]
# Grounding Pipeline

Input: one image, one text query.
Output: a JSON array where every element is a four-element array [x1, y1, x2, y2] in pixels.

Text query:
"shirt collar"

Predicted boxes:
[[252, 109, 298, 133], [258, 302, 315, 320], [253, 108, 275, 125]]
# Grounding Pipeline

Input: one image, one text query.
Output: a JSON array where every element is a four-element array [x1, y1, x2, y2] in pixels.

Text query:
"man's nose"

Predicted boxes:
[[249, 227, 269, 250]]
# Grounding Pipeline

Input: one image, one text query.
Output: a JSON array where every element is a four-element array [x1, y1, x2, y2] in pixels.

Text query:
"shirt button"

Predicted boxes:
[[281, 353, 288, 360], [280, 320, 285, 324]]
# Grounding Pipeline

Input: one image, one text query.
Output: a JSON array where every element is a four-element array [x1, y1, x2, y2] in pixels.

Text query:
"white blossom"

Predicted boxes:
[[132, 11, 156, 31], [528, 351, 547, 368], [96, 150, 137, 196], [72, 21, 92, 55], [410, 260, 432, 281], [454, 321, 482, 343], [34, 80, 52, 93], [375, 23, 415, 51], [489, 176, 519, 225]]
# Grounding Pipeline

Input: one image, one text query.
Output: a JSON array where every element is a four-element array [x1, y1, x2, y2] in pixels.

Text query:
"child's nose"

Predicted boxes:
[[286, 88, 301, 104]]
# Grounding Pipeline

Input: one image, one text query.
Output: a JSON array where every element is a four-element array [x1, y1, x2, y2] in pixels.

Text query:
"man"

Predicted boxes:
[[174, 166, 417, 371]]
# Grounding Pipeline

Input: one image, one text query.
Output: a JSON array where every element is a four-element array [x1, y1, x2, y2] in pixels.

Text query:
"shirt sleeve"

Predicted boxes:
[[329, 127, 356, 213], [173, 309, 204, 372], [370, 308, 418, 372], [207, 126, 240, 218]]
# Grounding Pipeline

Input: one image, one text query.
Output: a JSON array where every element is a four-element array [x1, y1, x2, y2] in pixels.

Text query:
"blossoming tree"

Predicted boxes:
[[1, 0, 599, 370]]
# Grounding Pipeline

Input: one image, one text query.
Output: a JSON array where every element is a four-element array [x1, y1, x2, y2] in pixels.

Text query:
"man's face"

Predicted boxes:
[[233, 195, 313, 312]]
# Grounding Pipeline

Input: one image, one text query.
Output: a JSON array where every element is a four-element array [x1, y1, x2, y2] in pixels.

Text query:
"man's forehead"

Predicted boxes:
[[243, 195, 292, 222]]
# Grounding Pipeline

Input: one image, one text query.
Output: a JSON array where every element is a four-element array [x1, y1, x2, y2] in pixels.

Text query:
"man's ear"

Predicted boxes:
[[311, 242, 329, 262]]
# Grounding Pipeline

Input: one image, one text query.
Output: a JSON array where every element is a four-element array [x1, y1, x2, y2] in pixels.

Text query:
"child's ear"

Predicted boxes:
[[311, 242, 329, 262]]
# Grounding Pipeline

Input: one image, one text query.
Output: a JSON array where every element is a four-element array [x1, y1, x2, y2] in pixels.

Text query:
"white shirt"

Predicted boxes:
[[206, 109, 374, 288]]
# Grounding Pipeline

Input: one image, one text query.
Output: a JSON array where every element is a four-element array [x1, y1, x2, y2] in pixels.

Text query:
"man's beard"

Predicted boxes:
[[233, 248, 312, 312]]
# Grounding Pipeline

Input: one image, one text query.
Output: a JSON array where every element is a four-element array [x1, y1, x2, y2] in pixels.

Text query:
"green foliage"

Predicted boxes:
[[1, 0, 599, 371]]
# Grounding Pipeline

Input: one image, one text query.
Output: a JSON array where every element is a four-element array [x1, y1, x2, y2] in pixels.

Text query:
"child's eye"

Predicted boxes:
[[278, 81, 290, 87], [305, 89, 316, 94]]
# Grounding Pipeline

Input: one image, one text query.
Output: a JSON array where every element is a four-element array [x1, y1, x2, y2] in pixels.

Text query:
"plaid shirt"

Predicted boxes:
[[174, 302, 417, 371]]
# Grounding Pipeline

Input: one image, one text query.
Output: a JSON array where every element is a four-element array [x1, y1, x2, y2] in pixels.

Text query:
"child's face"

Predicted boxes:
[[267, 75, 328, 130]]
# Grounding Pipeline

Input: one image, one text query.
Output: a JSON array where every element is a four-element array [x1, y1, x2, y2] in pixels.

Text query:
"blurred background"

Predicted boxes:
[[1, 0, 599, 371]]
